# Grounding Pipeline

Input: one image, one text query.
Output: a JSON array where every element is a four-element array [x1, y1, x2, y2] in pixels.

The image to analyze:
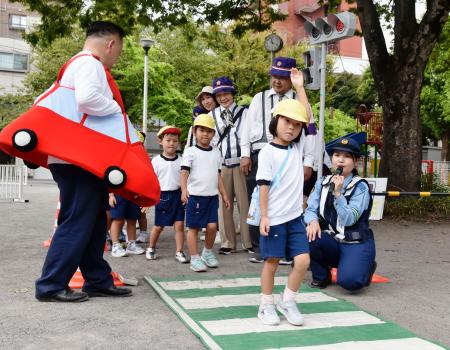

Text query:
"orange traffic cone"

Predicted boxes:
[[69, 269, 125, 289], [331, 268, 390, 284]]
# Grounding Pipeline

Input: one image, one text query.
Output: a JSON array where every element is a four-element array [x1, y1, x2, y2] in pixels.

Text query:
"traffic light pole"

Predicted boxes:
[[317, 42, 327, 179]]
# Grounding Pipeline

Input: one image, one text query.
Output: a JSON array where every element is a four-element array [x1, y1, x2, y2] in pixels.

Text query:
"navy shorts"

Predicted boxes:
[[186, 195, 219, 229], [260, 215, 309, 260], [155, 189, 185, 227], [110, 195, 141, 220]]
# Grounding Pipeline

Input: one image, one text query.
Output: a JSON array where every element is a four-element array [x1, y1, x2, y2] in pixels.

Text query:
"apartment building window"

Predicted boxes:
[[0, 52, 29, 72], [9, 14, 27, 30]]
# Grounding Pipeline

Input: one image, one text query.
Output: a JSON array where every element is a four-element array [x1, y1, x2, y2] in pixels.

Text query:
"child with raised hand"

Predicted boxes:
[[256, 68, 311, 326], [146, 126, 188, 263], [181, 114, 231, 272]]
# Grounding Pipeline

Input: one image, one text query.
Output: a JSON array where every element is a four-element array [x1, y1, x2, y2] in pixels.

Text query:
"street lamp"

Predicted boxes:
[[140, 38, 154, 147]]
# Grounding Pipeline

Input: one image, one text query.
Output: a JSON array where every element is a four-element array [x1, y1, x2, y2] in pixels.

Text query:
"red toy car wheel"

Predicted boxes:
[[12, 129, 37, 152], [104, 166, 127, 188]]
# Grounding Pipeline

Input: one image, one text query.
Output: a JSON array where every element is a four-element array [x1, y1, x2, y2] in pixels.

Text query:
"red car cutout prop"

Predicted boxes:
[[0, 54, 160, 207]]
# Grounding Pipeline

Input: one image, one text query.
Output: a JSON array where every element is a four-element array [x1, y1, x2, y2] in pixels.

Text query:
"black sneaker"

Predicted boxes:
[[218, 247, 232, 255], [248, 256, 264, 263], [246, 248, 255, 254], [310, 271, 332, 289], [279, 259, 292, 266]]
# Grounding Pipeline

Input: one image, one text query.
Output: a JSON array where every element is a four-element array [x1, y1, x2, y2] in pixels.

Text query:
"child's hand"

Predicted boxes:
[[181, 190, 189, 204], [306, 220, 321, 242], [260, 216, 270, 236], [223, 196, 231, 209], [108, 194, 116, 208], [141, 207, 149, 213], [290, 68, 304, 89]]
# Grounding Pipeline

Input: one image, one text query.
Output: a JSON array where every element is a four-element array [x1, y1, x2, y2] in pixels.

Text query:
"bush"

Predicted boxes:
[[384, 173, 450, 220]]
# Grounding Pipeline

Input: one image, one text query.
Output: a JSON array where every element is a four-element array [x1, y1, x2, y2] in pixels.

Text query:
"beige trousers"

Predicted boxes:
[[219, 166, 252, 250]]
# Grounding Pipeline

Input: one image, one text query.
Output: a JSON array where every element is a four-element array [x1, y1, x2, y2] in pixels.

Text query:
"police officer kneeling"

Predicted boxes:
[[304, 138, 377, 291]]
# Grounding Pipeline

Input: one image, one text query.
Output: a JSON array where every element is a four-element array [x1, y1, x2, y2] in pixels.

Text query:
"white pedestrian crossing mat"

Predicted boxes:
[[144, 274, 448, 350]]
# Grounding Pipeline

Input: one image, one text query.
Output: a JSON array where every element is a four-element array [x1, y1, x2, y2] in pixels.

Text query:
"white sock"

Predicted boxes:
[[203, 248, 212, 253], [140, 230, 147, 234], [191, 254, 200, 260], [283, 286, 297, 302], [261, 293, 274, 305], [112, 242, 120, 247]]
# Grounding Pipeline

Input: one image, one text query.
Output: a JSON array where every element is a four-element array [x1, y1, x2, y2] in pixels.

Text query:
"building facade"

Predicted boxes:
[[0, 0, 39, 95]]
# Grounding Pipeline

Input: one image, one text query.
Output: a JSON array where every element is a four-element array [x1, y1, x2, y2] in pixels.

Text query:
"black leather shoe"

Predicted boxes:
[[366, 261, 377, 287], [83, 286, 132, 297], [310, 271, 332, 289], [37, 288, 88, 302]]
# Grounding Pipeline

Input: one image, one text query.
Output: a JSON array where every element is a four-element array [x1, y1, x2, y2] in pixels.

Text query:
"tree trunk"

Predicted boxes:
[[442, 129, 450, 161], [378, 69, 423, 191]]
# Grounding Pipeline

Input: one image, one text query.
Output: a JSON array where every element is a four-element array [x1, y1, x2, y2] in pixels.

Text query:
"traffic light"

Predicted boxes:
[[302, 47, 321, 90], [304, 11, 357, 45]]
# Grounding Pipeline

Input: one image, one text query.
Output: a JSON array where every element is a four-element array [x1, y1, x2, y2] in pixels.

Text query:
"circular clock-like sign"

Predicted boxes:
[[264, 33, 283, 53]]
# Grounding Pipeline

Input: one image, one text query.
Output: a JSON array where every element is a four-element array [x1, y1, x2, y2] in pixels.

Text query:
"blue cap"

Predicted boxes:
[[327, 137, 361, 157], [212, 76, 236, 95], [192, 105, 208, 121], [270, 57, 296, 77]]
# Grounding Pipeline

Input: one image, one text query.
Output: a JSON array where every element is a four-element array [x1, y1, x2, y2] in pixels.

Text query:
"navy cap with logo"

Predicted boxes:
[[328, 138, 361, 157], [212, 76, 236, 95], [270, 56, 297, 77], [193, 105, 207, 118]]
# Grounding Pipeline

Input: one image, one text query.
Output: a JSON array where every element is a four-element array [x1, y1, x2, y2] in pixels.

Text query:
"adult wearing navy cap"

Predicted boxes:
[[304, 137, 377, 291], [239, 57, 317, 263], [209, 76, 252, 256]]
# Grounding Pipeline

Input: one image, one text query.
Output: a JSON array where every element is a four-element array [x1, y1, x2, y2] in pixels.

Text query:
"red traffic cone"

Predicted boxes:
[[331, 268, 390, 284]]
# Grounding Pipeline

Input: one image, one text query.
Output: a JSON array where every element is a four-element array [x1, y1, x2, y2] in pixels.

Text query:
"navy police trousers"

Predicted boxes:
[[309, 232, 376, 291], [35, 164, 113, 298]]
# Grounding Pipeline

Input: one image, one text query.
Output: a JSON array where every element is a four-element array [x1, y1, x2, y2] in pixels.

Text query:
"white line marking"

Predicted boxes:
[[159, 276, 288, 290], [177, 292, 339, 310], [201, 311, 385, 336], [264, 337, 447, 350], [144, 277, 221, 350]]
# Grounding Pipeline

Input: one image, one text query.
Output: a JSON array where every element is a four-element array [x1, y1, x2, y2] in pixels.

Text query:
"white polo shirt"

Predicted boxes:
[[181, 145, 222, 196], [256, 138, 305, 226], [151, 154, 182, 191]]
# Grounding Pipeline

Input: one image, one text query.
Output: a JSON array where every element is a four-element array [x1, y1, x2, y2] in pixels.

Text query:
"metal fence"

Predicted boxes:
[[432, 161, 450, 186], [0, 164, 27, 202]]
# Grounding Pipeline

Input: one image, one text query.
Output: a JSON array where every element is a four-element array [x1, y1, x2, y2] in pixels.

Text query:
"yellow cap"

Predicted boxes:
[[193, 114, 216, 130], [272, 99, 308, 123], [157, 126, 181, 138]]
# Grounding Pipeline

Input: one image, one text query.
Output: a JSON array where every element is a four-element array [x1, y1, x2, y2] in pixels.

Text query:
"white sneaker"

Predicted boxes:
[[126, 241, 145, 255], [276, 293, 304, 326], [136, 232, 149, 243], [111, 243, 128, 258], [175, 251, 189, 263], [146, 248, 156, 260], [190, 258, 207, 272], [257, 304, 280, 326], [201, 250, 219, 268]]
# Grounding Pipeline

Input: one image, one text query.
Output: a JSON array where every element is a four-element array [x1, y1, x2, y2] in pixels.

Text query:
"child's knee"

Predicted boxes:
[[293, 253, 310, 271], [264, 258, 279, 273]]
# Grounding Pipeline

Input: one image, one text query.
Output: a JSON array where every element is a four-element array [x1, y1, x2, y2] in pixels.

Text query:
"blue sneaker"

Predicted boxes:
[[190, 258, 207, 272], [201, 249, 219, 268]]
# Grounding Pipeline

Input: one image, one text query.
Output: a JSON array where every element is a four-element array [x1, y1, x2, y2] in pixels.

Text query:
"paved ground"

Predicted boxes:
[[0, 181, 449, 350]]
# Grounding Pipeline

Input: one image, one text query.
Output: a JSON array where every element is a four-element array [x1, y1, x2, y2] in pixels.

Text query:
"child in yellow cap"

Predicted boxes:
[[255, 71, 311, 327], [180, 114, 230, 272]]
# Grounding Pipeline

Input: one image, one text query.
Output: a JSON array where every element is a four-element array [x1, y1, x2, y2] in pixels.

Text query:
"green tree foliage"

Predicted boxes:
[[328, 72, 362, 116], [420, 20, 450, 160], [16, 0, 285, 47], [0, 94, 33, 131], [311, 103, 356, 143]]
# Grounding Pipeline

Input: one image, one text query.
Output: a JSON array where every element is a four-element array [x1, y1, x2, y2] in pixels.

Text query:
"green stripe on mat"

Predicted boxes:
[[213, 324, 419, 350], [186, 301, 359, 322]]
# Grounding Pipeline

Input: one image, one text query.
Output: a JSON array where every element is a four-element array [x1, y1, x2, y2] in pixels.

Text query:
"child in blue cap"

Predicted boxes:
[[304, 137, 377, 291]]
